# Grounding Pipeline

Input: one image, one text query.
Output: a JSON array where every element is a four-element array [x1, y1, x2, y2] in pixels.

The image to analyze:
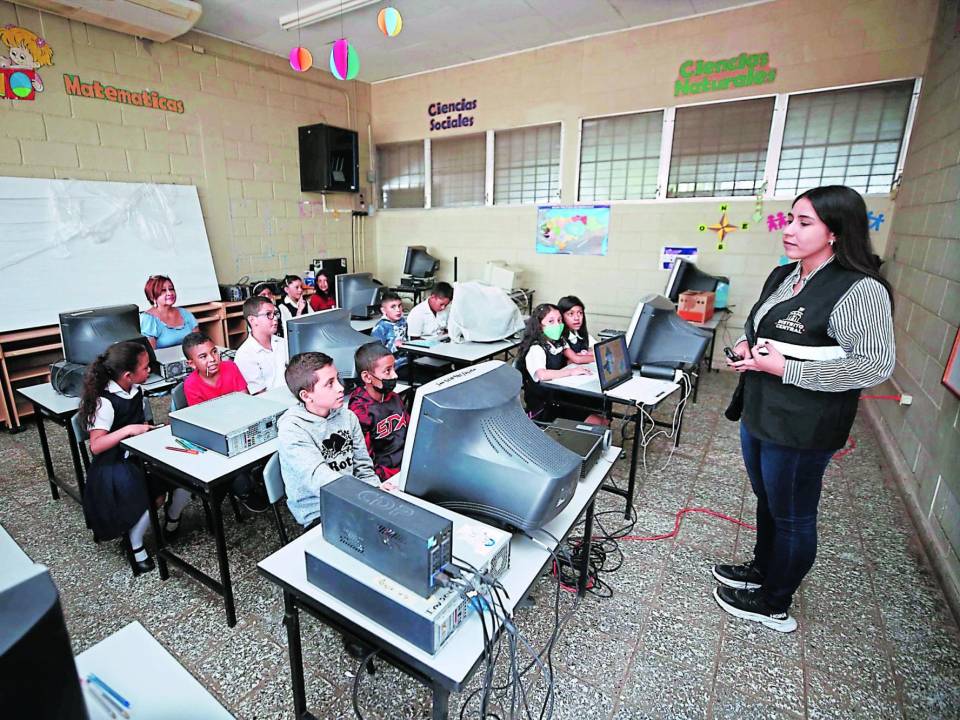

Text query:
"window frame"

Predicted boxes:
[[491, 120, 564, 207]]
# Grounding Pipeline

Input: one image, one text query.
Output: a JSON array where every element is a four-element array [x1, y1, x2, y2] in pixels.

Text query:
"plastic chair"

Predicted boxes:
[[263, 452, 290, 548], [170, 381, 187, 412]]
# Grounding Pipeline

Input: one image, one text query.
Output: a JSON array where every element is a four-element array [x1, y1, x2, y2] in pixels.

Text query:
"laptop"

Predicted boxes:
[[593, 335, 674, 405]]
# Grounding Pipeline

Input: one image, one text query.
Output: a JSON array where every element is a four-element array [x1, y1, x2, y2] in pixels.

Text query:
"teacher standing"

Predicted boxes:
[[713, 185, 895, 633]]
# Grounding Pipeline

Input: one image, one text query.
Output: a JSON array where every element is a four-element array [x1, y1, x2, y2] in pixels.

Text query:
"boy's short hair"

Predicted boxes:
[[355, 342, 392, 376], [432, 282, 454, 301], [285, 352, 334, 398], [380, 291, 401, 307], [181, 331, 213, 358], [242, 295, 274, 322]]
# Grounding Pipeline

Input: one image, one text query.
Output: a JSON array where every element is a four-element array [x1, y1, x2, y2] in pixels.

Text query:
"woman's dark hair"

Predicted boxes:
[[794, 185, 894, 310], [315, 269, 334, 300], [557, 295, 588, 341], [79, 342, 147, 429], [517, 303, 561, 362]]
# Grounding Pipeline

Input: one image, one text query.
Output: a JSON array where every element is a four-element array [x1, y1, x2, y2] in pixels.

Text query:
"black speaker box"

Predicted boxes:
[[299, 123, 359, 193]]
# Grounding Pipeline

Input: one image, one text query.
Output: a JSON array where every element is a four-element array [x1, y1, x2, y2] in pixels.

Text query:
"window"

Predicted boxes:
[[377, 142, 424, 208], [494, 123, 561, 205], [668, 98, 775, 198], [776, 81, 914, 196], [579, 111, 663, 201], [431, 134, 486, 207]]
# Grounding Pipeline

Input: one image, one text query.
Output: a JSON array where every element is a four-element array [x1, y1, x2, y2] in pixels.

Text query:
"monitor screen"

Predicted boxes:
[[594, 335, 632, 391], [59, 304, 142, 365], [625, 294, 710, 376], [664, 258, 728, 303], [286, 309, 373, 380], [335, 272, 383, 319], [403, 246, 439, 279], [398, 361, 581, 532]]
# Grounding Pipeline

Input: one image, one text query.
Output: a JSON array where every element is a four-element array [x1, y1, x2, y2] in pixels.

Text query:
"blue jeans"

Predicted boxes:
[[740, 423, 835, 611]]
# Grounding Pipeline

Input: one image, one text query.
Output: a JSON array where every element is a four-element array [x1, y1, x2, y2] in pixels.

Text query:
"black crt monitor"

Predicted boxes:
[[335, 272, 383, 320], [403, 246, 440, 279], [286, 309, 373, 381], [398, 361, 581, 532], [59, 304, 142, 365], [1, 527, 86, 719], [625, 294, 711, 380], [664, 258, 728, 303]]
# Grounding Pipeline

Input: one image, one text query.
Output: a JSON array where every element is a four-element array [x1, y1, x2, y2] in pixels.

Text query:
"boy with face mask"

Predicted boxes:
[[348, 342, 409, 481]]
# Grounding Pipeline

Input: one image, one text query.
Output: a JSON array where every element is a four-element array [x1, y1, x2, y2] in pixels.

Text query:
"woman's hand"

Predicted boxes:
[[730, 341, 786, 377]]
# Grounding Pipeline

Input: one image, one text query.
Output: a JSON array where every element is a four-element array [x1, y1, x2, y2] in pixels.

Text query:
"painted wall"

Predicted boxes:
[[0, 0, 375, 286], [869, 0, 960, 604], [369, 0, 935, 348]]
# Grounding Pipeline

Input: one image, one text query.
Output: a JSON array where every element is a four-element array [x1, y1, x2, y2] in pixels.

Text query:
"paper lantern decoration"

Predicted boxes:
[[289, 46, 313, 72], [329, 38, 359, 80], [377, 7, 403, 37]]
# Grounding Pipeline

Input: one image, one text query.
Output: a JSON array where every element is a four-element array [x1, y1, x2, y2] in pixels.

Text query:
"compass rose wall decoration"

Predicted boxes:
[[698, 204, 750, 250]]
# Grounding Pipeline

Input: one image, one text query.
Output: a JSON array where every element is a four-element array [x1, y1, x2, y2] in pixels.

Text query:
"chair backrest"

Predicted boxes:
[[143, 395, 155, 424], [70, 411, 88, 443], [170, 381, 187, 412], [263, 452, 290, 547]]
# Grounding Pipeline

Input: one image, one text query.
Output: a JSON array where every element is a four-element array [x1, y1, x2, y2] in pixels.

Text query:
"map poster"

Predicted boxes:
[[536, 205, 610, 256]]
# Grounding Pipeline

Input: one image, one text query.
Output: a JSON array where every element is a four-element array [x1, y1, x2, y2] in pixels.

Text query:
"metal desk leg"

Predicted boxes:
[[432, 684, 450, 720], [208, 489, 238, 627], [33, 403, 59, 500], [624, 409, 642, 520], [65, 418, 86, 498], [706, 329, 717, 372], [145, 479, 169, 580], [283, 592, 313, 719], [578, 500, 596, 597]]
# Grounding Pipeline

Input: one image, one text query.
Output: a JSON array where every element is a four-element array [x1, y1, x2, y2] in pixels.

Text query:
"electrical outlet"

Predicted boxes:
[[899, 394, 913, 406]]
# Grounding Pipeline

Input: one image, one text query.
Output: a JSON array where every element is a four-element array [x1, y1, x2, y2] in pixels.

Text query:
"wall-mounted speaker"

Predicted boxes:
[[299, 123, 359, 193]]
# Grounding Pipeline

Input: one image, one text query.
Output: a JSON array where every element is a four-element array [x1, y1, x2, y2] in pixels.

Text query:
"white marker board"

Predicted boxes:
[[0, 177, 220, 332]]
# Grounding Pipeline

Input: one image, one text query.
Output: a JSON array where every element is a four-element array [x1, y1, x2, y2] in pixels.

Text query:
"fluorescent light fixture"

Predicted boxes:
[[279, 0, 380, 30]]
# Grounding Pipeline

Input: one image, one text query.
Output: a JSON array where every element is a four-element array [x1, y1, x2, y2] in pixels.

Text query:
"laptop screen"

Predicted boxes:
[[593, 335, 632, 391]]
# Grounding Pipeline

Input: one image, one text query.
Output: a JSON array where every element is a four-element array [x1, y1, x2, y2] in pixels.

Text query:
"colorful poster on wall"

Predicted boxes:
[[660, 246, 698, 270], [536, 205, 609, 256]]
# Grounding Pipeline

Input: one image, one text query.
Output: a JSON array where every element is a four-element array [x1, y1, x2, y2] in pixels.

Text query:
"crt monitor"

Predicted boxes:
[[625, 294, 711, 379], [398, 361, 581, 532], [335, 272, 383, 320], [59, 304, 141, 365], [286, 309, 373, 381], [665, 258, 729, 303], [403, 246, 440, 279]]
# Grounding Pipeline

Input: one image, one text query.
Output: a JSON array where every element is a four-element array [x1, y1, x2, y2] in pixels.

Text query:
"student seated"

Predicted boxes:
[[181, 332, 268, 513], [235, 296, 289, 394], [407, 282, 453, 339], [349, 343, 409, 481], [79, 342, 190, 576], [139, 274, 198, 349], [371, 292, 408, 369], [309, 269, 336, 312], [517, 303, 606, 425], [278, 352, 392, 528], [252, 281, 284, 337], [558, 295, 597, 365], [277, 274, 313, 328]]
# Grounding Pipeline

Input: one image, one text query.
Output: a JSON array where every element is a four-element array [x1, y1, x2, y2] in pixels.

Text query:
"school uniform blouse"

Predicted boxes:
[[139, 307, 198, 349]]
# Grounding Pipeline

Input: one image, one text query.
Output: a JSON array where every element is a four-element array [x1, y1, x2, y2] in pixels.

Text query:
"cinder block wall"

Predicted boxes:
[[870, 0, 960, 609], [0, 0, 376, 285]]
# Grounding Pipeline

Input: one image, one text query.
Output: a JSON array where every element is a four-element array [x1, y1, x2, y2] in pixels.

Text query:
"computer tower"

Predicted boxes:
[[299, 123, 359, 193]]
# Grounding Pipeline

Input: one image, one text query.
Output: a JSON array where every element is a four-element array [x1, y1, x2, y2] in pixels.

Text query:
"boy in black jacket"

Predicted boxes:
[[348, 342, 409, 481]]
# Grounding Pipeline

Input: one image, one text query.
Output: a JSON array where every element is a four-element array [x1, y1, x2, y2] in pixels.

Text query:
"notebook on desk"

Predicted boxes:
[[593, 335, 675, 405]]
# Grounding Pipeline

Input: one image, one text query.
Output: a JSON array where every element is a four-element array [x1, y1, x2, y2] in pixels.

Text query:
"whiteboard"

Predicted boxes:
[[0, 177, 220, 332]]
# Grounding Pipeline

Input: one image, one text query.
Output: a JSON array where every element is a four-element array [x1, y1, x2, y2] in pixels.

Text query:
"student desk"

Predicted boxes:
[[18, 377, 176, 504], [689, 308, 732, 373], [543, 371, 681, 519], [76, 621, 234, 719], [401, 336, 522, 385], [258, 448, 619, 720]]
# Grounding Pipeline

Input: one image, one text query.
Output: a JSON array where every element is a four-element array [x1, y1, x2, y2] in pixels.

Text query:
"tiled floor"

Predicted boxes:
[[1, 372, 958, 719]]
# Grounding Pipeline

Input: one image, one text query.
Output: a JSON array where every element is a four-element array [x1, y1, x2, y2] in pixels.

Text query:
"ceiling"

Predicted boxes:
[[194, 0, 770, 83]]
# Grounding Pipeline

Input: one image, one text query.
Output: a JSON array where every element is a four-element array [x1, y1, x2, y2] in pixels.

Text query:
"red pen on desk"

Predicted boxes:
[[165, 445, 199, 455]]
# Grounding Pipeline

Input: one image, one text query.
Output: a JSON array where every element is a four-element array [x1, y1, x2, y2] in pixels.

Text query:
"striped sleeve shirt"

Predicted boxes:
[[740, 257, 896, 393]]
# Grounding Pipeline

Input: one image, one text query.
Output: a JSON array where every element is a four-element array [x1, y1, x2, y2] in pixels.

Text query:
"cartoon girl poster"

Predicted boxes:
[[0, 24, 54, 94]]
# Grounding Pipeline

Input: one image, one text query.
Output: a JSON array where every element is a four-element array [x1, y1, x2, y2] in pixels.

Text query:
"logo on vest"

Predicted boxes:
[[775, 307, 806, 334]]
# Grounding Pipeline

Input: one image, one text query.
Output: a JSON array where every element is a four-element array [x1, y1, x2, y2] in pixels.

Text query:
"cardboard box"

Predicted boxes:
[[677, 290, 715, 323]]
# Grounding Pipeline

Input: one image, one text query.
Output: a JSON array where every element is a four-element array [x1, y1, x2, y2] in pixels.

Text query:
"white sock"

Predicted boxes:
[[129, 511, 150, 560], [166, 489, 190, 526]]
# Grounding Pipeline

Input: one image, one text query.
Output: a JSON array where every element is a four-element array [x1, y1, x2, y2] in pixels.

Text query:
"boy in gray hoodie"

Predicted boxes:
[[278, 351, 390, 527]]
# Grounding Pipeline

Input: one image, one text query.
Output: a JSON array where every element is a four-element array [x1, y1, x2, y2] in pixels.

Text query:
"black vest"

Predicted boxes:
[[94, 389, 145, 464], [567, 331, 589, 355], [519, 339, 567, 416], [742, 262, 864, 451]]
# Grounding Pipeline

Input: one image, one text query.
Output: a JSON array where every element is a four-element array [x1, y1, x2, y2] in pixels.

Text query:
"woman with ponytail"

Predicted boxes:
[[79, 342, 188, 575], [714, 185, 895, 633]]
